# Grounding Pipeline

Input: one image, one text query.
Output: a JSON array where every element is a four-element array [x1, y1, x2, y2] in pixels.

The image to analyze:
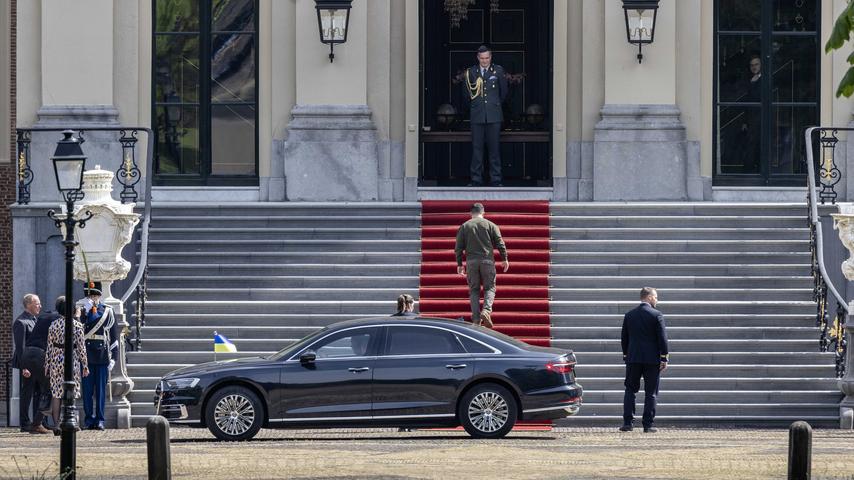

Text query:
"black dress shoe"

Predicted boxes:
[[618, 424, 633, 432], [643, 426, 658, 433]]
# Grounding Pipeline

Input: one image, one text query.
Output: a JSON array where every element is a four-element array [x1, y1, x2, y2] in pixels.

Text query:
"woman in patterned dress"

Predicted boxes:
[[45, 296, 88, 431]]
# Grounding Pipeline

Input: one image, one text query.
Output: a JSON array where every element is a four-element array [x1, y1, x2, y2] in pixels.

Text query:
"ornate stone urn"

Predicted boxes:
[[61, 165, 140, 428], [830, 203, 854, 429]]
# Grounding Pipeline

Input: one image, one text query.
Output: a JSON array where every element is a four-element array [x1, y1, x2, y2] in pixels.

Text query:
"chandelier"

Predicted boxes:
[[445, 0, 500, 28]]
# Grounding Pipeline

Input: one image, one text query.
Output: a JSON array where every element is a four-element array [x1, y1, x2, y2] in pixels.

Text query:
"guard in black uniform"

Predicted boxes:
[[462, 45, 508, 187], [78, 282, 118, 430]]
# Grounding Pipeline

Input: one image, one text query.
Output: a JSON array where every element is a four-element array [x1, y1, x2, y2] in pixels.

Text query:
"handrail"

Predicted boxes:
[[804, 126, 849, 312], [14, 126, 154, 323]]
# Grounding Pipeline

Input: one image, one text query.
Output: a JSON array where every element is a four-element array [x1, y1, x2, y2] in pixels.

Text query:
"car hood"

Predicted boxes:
[[164, 356, 267, 379]]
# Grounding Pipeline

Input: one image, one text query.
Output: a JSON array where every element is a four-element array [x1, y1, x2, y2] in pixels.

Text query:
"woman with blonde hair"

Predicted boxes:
[[392, 294, 416, 317]]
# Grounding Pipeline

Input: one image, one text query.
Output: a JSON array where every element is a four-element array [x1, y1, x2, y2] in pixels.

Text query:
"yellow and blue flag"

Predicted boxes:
[[214, 331, 237, 353]]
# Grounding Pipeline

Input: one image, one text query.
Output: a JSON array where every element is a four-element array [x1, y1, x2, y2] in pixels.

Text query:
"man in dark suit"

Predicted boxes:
[[620, 287, 669, 433], [12, 294, 43, 432], [462, 45, 508, 187]]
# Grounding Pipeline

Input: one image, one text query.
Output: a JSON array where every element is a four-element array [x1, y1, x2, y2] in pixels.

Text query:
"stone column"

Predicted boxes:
[[593, 0, 694, 201], [63, 167, 140, 428], [831, 206, 854, 429], [281, 0, 379, 201]]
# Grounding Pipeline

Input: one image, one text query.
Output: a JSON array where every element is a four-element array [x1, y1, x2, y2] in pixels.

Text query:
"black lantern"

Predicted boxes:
[[52, 130, 86, 201], [622, 0, 659, 63], [315, 0, 352, 62], [48, 129, 93, 480]]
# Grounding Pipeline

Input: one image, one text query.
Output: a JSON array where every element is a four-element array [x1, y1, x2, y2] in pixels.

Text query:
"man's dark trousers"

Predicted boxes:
[[18, 370, 39, 429], [82, 364, 108, 428], [623, 363, 660, 428], [471, 122, 502, 185]]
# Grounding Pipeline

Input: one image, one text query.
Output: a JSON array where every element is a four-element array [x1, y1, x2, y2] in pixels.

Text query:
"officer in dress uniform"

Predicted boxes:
[[78, 282, 118, 430], [462, 45, 508, 187]]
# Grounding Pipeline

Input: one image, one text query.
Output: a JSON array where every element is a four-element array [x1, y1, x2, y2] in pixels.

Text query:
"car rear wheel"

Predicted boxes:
[[205, 386, 264, 441], [458, 383, 517, 439]]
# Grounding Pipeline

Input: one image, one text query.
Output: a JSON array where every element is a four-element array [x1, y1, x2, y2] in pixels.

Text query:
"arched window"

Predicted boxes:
[[714, 0, 820, 186], [153, 0, 258, 185]]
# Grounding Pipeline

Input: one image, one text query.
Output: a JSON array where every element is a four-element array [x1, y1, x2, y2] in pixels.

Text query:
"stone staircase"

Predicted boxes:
[[549, 203, 842, 426], [126, 203, 422, 426], [126, 201, 841, 427]]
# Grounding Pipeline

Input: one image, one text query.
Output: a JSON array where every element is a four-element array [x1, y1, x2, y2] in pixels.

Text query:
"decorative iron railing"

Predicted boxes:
[[15, 126, 154, 356], [805, 126, 850, 378]]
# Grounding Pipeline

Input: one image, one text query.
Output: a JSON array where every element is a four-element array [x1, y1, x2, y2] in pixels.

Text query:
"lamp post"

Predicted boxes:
[[47, 130, 93, 480], [622, 0, 659, 63], [315, 0, 352, 62]]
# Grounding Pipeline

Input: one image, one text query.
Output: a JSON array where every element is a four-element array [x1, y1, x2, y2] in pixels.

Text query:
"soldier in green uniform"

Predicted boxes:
[[462, 45, 508, 187]]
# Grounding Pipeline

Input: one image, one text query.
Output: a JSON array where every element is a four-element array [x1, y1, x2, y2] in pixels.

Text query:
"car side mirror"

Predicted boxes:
[[299, 350, 317, 365]]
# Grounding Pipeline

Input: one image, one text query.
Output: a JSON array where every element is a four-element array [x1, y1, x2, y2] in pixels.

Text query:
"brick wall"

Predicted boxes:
[[0, 0, 17, 402]]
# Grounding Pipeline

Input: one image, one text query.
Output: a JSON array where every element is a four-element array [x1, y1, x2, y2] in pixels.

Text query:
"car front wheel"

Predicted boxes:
[[458, 383, 517, 439], [205, 385, 265, 441]]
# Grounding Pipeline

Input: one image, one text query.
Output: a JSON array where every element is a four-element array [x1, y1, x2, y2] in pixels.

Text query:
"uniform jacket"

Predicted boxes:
[[621, 303, 669, 365], [12, 311, 37, 369], [82, 302, 119, 366], [463, 63, 508, 124]]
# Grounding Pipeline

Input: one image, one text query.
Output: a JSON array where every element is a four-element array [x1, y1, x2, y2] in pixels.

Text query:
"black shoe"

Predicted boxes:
[[618, 424, 633, 432], [19, 427, 30, 433], [466, 182, 483, 187], [489, 182, 504, 187], [643, 426, 658, 433]]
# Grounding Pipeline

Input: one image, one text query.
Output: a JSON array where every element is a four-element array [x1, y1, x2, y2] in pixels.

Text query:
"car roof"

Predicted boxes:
[[328, 316, 473, 330]]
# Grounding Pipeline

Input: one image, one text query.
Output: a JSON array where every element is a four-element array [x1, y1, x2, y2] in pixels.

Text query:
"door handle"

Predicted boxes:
[[348, 367, 370, 373], [445, 364, 467, 370]]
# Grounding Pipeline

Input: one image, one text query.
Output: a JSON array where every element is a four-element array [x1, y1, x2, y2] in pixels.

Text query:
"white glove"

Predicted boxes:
[[109, 360, 115, 371]]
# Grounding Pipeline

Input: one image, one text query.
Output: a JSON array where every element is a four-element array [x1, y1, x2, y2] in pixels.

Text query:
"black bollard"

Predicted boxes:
[[147, 415, 172, 480], [788, 421, 812, 480]]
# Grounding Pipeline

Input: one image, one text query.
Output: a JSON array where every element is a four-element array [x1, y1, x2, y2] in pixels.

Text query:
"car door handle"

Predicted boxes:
[[445, 364, 468, 370], [348, 367, 370, 373]]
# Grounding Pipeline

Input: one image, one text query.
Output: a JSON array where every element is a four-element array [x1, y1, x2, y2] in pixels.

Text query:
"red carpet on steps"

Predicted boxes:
[[419, 200, 551, 347]]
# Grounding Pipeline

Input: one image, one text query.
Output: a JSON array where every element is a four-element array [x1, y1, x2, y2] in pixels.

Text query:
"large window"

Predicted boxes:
[[153, 0, 258, 185], [714, 0, 820, 186]]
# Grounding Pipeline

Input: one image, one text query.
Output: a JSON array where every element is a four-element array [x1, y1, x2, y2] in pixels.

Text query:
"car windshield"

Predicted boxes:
[[265, 327, 329, 360]]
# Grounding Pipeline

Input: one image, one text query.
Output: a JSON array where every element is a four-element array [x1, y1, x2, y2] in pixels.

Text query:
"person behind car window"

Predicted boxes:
[[350, 334, 370, 356], [392, 294, 417, 317]]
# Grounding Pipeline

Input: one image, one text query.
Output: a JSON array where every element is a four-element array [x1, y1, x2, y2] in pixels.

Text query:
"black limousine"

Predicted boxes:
[[155, 317, 583, 440]]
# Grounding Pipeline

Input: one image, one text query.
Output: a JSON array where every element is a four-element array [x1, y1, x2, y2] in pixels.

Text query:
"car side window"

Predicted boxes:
[[311, 328, 375, 359], [456, 335, 495, 354], [385, 326, 466, 355]]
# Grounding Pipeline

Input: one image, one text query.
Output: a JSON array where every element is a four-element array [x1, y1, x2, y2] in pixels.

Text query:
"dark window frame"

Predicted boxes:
[[712, 0, 821, 187], [152, 0, 260, 186]]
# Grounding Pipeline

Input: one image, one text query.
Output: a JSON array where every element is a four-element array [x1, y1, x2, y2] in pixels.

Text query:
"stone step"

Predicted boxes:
[[140, 325, 322, 339], [146, 287, 422, 302], [146, 251, 422, 265], [573, 403, 839, 417], [127, 351, 264, 364], [550, 240, 807, 253], [572, 364, 836, 378], [552, 338, 822, 353], [148, 227, 422, 241], [551, 314, 815, 328], [548, 288, 812, 302], [551, 326, 819, 340], [572, 377, 839, 390], [135, 313, 390, 327], [550, 301, 813, 315], [148, 239, 421, 253], [151, 203, 422, 217], [146, 263, 422, 276], [549, 252, 809, 265], [550, 264, 809, 276], [580, 390, 842, 404], [572, 351, 834, 365], [152, 215, 420, 229], [549, 216, 805, 228], [147, 275, 421, 289], [548, 203, 806, 217], [558, 415, 840, 428], [551, 227, 807, 240], [549, 276, 812, 289]]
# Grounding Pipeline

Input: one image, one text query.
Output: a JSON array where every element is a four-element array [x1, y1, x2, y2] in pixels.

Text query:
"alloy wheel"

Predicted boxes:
[[214, 393, 256, 436], [467, 391, 510, 433]]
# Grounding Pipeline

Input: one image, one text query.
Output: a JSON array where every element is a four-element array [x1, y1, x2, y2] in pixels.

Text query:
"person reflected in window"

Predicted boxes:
[[392, 294, 417, 317], [740, 54, 762, 173]]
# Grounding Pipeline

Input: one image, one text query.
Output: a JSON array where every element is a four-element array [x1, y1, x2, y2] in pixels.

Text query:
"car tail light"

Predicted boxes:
[[546, 359, 575, 374]]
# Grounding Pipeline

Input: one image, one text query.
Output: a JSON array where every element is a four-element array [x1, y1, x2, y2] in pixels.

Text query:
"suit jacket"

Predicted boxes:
[[12, 311, 37, 369], [621, 303, 669, 365], [463, 64, 508, 124]]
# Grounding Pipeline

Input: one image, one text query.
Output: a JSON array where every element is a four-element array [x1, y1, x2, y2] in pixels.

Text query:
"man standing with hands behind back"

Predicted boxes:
[[12, 294, 42, 432], [463, 45, 508, 187], [620, 287, 669, 433], [455, 203, 509, 328]]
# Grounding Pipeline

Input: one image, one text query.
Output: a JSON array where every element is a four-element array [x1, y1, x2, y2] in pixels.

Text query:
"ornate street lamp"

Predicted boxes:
[[622, 0, 659, 64], [315, 0, 352, 63], [47, 130, 93, 480]]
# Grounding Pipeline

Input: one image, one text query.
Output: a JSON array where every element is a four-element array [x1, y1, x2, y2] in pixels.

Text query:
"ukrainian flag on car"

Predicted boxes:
[[213, 331, 237, 353]]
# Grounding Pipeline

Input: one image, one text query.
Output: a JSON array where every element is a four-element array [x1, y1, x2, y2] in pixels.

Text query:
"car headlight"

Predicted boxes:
[[163, 378, 200, 390]]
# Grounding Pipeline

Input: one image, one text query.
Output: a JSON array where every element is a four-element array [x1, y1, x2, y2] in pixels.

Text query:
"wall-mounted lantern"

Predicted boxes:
[[315, 0, 353, 63], [622, 0, 659, 64]]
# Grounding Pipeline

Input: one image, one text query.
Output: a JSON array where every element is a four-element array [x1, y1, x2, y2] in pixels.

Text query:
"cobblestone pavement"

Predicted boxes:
[[1, 426, 853, 480]]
